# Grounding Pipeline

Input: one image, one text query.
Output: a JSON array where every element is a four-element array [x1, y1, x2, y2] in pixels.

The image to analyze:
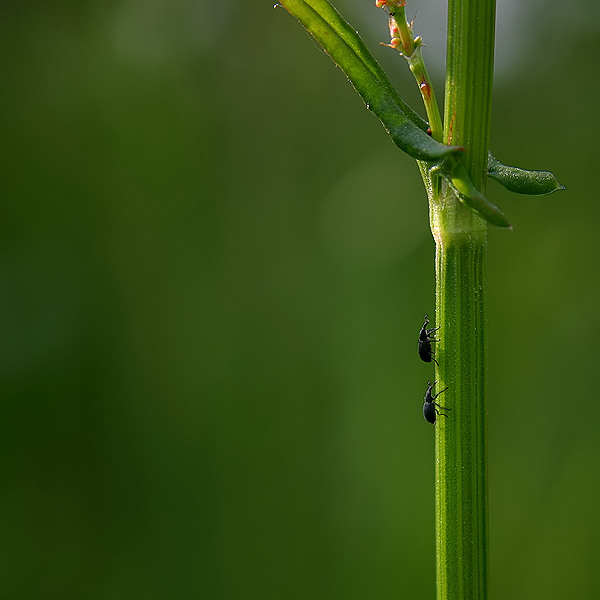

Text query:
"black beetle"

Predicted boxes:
[[423, 380, 449, 424], [418, 314, 440, 366]]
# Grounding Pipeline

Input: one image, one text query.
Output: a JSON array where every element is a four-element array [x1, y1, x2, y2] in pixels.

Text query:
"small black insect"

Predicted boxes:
[[418, 314, 439, 366], [423, 380, 450, 424]]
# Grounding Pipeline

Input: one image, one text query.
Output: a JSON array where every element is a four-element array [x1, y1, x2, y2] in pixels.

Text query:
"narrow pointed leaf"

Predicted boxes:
[[440, 161, 512, 228], [488, 154, 565, 195], [278, 0, 460, 161], [300, 0, 429, 132]]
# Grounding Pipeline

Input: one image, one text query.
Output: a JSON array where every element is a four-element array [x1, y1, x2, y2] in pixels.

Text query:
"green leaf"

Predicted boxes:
[[488, 154, 565, 195], [278, 0, 460, 161], [434, 159, 512, 229]]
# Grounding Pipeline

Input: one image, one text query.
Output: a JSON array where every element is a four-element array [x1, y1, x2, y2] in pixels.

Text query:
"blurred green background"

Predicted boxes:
[[1, 1, 599, 598]]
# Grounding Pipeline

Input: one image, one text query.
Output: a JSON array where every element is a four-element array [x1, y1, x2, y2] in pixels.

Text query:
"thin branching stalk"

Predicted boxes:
[[382, 3, 443, 141]]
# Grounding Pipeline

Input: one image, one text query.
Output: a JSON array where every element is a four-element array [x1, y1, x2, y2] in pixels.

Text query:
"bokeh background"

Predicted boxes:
[[1, 1, 599, 598]]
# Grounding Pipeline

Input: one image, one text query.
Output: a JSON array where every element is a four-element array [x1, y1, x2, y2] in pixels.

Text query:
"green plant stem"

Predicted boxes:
[[443, 0, 496, 185], [430, 0, 495, 599], [406, 46, 443, 142], [387, 5, 443, 141], [434, 238, 488, 600]]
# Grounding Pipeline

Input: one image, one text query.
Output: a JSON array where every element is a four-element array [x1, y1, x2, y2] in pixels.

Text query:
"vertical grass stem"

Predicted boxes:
[[431, 0, 496, 598]]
